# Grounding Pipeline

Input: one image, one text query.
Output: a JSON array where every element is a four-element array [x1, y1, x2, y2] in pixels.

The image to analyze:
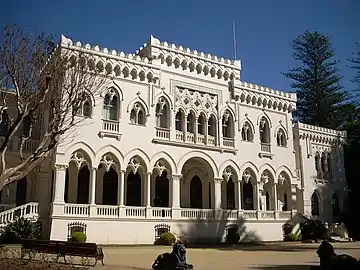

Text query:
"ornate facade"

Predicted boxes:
[[0, 35, 347, 244]]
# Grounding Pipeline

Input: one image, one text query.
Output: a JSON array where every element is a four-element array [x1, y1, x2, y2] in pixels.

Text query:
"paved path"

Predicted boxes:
[[95, 242, 360, 270]]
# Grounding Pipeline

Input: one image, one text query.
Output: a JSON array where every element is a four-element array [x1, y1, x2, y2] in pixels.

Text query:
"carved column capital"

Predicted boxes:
[[171, 174, 182, 181], [213, 177, 223, 184], [54, 164, 68, 171]]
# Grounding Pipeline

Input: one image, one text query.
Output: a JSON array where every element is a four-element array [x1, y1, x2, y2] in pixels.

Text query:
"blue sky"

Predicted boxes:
[[1, 0, 359, 93]]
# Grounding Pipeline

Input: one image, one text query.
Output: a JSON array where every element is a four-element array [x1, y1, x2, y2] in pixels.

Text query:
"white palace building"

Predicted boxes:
[[0, 35, 348, 244]]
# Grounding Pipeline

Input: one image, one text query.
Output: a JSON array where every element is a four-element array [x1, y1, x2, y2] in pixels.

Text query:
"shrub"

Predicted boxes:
[[0, 217, 42, 244], [283, 233, 298, 241], [300, 219, 330, 241], [155, 232, 176, 246], [70, 231, 87, 243]]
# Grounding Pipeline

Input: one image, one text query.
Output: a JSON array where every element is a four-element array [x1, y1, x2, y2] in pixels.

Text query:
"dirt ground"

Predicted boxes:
[[94, 241, 360, 270]]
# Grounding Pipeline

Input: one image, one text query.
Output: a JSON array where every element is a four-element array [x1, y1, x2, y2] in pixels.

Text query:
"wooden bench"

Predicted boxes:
[[21, 239, 104, 266]]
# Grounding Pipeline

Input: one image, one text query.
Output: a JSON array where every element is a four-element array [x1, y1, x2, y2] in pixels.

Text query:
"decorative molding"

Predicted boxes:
[[69, 151, 89, 169], [153, 160, 168, 177], [242, 170, 252, 184], [127, 157, 143, 174], [222, 167, 233, 181], [99, 154, 117, 172], [54, 164, 68, 171]]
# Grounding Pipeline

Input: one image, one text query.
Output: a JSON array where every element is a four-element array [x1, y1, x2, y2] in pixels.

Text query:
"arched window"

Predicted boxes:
[[321, 153, 328, 179], [156, 98, 170, 128], [276, 129, 287, 147], [241, 122, 253, 142], [103, 93, 118, 120], [259, 117, 270, 144], [74, 93, 92, 117], [327, 154, 332, 179], [197, 113, 206, 135], [208, 114, 217, 137], [175, 110, 184, 131], [315, 153, 320, 172], [187, 111, 196, 133], [311, 192, 320, 216], [130, 102, 146, 125], [222, 110, 234, 138]]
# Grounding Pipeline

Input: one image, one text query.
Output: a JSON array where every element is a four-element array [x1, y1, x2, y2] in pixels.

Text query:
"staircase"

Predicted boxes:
[[0, 202, 40, 227]]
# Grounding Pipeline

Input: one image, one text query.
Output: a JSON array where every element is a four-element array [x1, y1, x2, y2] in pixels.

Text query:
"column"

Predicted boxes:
[[53, 164, 67, 203], [89, 167, 97, 205], [171, 174, 182, 218], [194, 117, 198, 143], [183, 115, 187, 142], [273, 183, 278, 211], [118, 170, 125, 206], [213, 177, 222, 210], [235, 180, 242, 210], [291, 184, 297, 214], [146, 172, 151, 207], [204, 117, 208, 145]]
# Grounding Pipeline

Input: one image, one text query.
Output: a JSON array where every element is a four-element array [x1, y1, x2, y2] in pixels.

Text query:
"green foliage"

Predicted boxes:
[[300, 219, 330, 241], [283, 233, 299, 242], [155, 232, 176, 246], [0, 217, 42, 244], [70, 231, 87, 243], [284, 31, 348, 129], [347, 42, 360, 104]]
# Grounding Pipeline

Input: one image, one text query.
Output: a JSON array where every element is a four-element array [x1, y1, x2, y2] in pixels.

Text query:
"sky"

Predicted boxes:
[[1, 0, 359, 93]]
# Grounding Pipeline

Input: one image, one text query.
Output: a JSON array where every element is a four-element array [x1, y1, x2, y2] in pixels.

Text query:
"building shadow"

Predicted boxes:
[[249, 265, 319, 270]]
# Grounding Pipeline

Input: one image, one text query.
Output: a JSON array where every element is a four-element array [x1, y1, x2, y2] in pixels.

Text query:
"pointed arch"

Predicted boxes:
[[95, 145, 124, 169], [239, 117, 256, 134], [218, 160, 240, 179], [126, 94, 150, 116], [150, 151, 177, 174], [154, 92, 174, 110], [219, 105, 236, 122], [62, 142, 96, 165], [239, 161, 259, 180], [177, 151, 218, 176], [124, 148, 150, 172], [275, 165, 296, 180], [257, 111, 272, 128], [102, 81, 124, 101], [274, 123, 289, 139], [259, 163, 276, 178]]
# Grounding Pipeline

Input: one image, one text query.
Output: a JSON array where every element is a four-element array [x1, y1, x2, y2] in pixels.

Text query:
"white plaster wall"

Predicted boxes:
[[50, 218, 283, 244]]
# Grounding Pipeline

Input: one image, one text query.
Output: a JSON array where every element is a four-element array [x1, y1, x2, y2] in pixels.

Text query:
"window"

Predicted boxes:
[[311, 193, 320, 216], [197, 113, 206, 135], [0, 110, 10, 136], [75, 98, 92, 117], [208, 114, 217, 137], [103, 94, 118, 120], [259, 117, 270, 144], [67, 222, 87, 241], [175, 110, 184, 131], [130, 102, 146, 125], [241, 122, 253, 142], [276, 129, 287, 147], [315, 153, 320, 172], [154, 224, 170, 240], [156, 98, 170, 128], [222, 110, 234, 138], [187, 111, 196, 133]]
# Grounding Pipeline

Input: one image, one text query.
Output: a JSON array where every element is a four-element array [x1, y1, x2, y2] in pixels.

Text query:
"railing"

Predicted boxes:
[[96, 205, 119, 217], [278, 211, 292, 219], [175, 130, 183, 141], [207, 135, 216, 146], [155, 127, 170, 139], [186, 132, 195, 143], [260, 143, 271, 152], [152, 207, 171, 218], [223, 137, 235, 148], [197, 133, 206, 144], [261, 210, 275, 219], [242, 210, 257, 219], [125, 206, 146, 218], [180, 208, 214, 219], [221, 209, 238, 219], [0, 202, 39, 225], [102, 119, 120, 132], [64, 204, 89, 216]]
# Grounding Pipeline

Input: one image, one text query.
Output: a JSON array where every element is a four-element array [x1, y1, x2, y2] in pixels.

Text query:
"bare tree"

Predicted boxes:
[[0, 25, 105, 190]]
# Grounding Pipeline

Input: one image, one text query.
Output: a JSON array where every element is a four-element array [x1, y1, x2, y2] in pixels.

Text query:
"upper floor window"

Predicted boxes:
[[187, 111, 196, 133], [208, 114, 217, 137], [222, 110, 234, 138], [276, 129, 287, 147], [75, 94, 92, 118], [155, 98, 170, 128], [130, 102, 146, 125], [315, 152, 320, 172], [175, 109, 185, 131], [327, 155, 332, 179], [198, 113, 206, 135], [259, 117, 270, 144], [241, 122, 253, 142], [103, 94, 118, 121]]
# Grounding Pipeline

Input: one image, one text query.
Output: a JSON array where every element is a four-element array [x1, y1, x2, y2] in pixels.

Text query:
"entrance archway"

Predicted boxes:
[[154, 171, 169, 207], [77, 166, 90, 204], [311, 192, 320, 216], [126, 172, 142, 206]]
